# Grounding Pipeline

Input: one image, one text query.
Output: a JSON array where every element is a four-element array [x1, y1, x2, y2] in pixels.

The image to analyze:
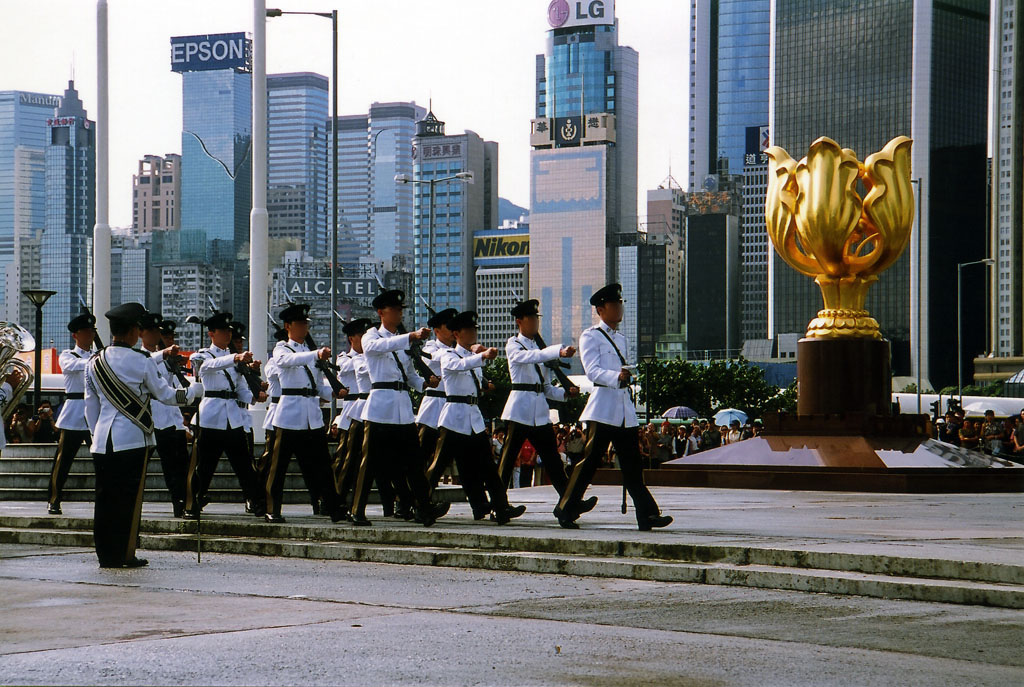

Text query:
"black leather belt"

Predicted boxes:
[[206, 390, 237, 399], [424, 389, 446, 398], [281, 388, 316, 397], [446, 395, 478, 405], [511, 383, 544, 393], [65, 392, 85, 400], [345, 393, 368, 400], [270, 396, 280, 403], [372, 381, 409, 391]]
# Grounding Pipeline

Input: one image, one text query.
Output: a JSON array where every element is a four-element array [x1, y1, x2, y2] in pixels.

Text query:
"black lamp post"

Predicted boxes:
[[22, 289, 56, 409]]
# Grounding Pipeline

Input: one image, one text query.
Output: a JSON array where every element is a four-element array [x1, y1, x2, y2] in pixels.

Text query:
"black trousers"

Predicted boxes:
[[154, 427, 188, 506], [558, 422, 659, 523], [332, 423, 350, 494], [256, 429, 275, 485], [92, 444, 150, 567], [421, 425, 447, 494], [352, 422, 430, 518], [497, 422, 569, 494], [432, 428, 508, 516], [185, 427, 263, 512], [48, 429, 90, 507], [335, 420, 394, 510], [266, 427, 340, 517]]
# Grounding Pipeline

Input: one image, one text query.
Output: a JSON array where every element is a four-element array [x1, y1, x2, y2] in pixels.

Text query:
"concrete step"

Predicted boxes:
[[2, 522, 1022, 609], [1, 510, 1020, 609]]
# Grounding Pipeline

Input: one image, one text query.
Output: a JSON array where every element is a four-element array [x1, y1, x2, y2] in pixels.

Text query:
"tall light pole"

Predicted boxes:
[[93, 0, 111, 344], [957, 258, 995, 400], [250, 0, 270, 366], [910, 177, 922, 412], [266, 7, 338, 357], [22, 290, 56, 409], [394, 172, 473, 313]]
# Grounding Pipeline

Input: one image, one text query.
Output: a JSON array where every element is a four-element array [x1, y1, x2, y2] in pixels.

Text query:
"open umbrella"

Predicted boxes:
[[662, 406, 698, 419], [713, 408, 748, 426]]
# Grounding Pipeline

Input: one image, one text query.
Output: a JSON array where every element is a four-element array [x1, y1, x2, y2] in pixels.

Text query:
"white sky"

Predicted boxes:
[[0, 0, 689, 228]]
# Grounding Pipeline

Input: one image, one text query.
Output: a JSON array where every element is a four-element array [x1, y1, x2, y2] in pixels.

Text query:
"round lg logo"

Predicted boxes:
[[548, 0, 570, 27]]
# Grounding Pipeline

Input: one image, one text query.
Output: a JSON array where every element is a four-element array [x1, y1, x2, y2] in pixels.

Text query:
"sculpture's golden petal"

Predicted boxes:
[[861, 136, 914, 276], [765, 147, 819, 276], [793, 137, 862, 278]]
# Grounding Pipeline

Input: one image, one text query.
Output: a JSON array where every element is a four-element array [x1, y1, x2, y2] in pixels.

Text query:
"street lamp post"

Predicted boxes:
[[909, 177, 922, 412], [22, 290, 56, 409], [267, 7, 338, 415], [394, 172, 473, 312], [957, 258, 995, 400]]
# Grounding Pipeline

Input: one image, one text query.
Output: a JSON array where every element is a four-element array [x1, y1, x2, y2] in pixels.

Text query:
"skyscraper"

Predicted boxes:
[[329, 102, 424, 267], [132, 154, 180, 232], [529, 0, 639, 349], [0, 89, 61, 323], [412, 107, 498, 325], [171, 32, 252, 318], [268, 72, 328, 257], [40, 81, 95, 347], [769, 0, 989, 389]]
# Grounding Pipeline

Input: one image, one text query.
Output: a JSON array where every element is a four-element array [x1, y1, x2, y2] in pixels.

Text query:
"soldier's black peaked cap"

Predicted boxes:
[[67, 312, 96, 333], [427, 308, 458, 328], [230, 321, 246, 337], [372, 289, 405, 309], [203, 312, 233, 330], [449, 310, 479, 331], [589, 283, 623, 307], [158, 319, 177, 335], [139, 312, 163, 330], [342, 318, 375, 337], [511, 299, 540, 318], [279, 303, 311, 323], [105, 302, 147, 327]]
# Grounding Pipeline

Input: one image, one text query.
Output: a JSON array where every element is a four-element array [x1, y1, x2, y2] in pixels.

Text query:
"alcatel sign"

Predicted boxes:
[[171, 32, 252, 73], [547, 0, 614, 29]]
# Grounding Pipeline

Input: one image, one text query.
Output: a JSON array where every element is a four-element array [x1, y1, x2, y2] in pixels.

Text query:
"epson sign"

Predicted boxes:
[[547, 0, 614, 29], [171, 32, 252, 73]]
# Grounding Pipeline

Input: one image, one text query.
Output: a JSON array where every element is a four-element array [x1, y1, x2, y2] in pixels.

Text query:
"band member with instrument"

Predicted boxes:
[[265, 302, 347, 523], [47, 312, 98, 515], [554, 284, 672, 531], [84, 303, 201, 568], [184, 311, 266, 519], [351, 289, 449, 527]]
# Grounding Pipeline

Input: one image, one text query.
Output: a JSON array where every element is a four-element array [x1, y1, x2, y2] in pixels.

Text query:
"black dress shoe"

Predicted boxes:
[[251, 501, 267, 517], [577, 496, 598, 515], [552, 506, 579, 523], [172, 501, 185, 518], [47, 505, 62, 515], [394, 505, 414, 520], [329, 509, 349, 524], [181, 510, 200, 520], [264, 514, 287, 524], [351, 515, 372, 526], [245, 500, 255, 514], [124, 557, 149, 568], [382, 502, 395, 518], [638, 514, 673, 531], [557, 515, 580, 529], [472, 509, 490, 521], [417, 501, 450, 527], [493, 504, 527, 525]]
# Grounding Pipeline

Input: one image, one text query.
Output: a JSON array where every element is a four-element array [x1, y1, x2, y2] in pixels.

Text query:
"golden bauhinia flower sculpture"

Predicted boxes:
[[765, 135, 914, 339]]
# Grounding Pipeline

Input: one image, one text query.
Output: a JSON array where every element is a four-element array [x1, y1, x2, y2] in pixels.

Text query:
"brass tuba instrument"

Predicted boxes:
[[0, 322, 36, 420]]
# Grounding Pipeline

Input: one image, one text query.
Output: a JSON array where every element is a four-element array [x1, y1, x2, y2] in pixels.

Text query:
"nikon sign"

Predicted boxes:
[[473, 233, 530, 265]]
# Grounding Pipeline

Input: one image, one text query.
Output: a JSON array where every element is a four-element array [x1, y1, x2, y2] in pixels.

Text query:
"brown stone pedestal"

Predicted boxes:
[[797, 337, 891, 416]]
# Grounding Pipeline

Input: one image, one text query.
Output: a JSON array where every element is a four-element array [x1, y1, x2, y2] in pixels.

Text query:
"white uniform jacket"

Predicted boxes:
[[272, 340, 332, 431], [149, 349, 186, 431], [55, 346, 92, 431], [360, 325, 425, 425], [579, 321, 637, 428], [501, 334, 566, 426], [334, 350, 359, 431], [415, 339, 450, 429], [190, 344, 252, 430], [262, 358, 281, 432], [85, 345, 200, 453], [437, 344, 488, 436]]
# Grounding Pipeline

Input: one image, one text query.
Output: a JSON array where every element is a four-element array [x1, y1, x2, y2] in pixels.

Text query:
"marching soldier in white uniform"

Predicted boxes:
[[184, 312, 266, 519], [139, 314, 191, 517], [256, 325, 288, 493], [332, 318, 393, 516], [84, 303, 202, 568], [419, 307, 456, 490], [555, 284, 673, 532], [229, 321, 263, 513], [265, 302, 347, 523], [331, 325, 360, 491], [498, 299, 595, 519], [351, 289, 449, 527], [47, 312, 98, 515], [433, 311, 525, 524]]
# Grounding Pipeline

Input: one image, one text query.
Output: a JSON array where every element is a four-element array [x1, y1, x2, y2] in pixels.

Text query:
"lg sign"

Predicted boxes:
[[547, 0, 614, 29], [171, 32, 252, 73]]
